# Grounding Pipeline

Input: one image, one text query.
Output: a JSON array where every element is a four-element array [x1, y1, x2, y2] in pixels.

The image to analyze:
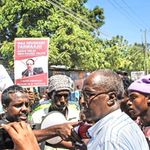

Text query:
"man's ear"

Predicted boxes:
[[107, 92, 116, 106], [47, 91, 53, 99]]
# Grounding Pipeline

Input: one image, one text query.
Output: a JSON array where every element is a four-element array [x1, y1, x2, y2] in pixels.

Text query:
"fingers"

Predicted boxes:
[[56, 122, 81, 141], [1, 121, 40, 150], [1, 121, 31, 139], [66, 121, 80, 127], [1, 122, 19, 138], [70, 128, 82, 143]]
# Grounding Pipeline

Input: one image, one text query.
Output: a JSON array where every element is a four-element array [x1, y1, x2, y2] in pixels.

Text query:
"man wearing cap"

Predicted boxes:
[[42, 74, 80, 149], [127, 74, 150, 146], [48, 74, 79, 120]]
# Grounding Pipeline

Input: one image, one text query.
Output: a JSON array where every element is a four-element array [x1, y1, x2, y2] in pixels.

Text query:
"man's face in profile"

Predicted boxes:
[[26, 59, 34, 71]]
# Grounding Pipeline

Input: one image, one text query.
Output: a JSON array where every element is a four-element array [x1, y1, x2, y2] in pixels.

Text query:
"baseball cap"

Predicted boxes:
[[128, 74, 150, 94]]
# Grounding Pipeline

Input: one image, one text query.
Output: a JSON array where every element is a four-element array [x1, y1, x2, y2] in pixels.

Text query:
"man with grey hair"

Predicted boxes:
[[81, 69, 149, 149]]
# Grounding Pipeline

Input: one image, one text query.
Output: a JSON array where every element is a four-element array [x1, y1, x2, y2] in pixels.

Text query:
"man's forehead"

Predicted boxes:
[[9, 91, 28, 99], [128, 91, 147, 97], [55, 90, 70, 95], [84, 73, 101, 86], [92, 75, 102, 84]]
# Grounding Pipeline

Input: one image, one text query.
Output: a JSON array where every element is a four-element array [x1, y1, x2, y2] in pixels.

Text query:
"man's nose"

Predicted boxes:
[[60, 95, 66, 101], [21, 104, 29, 111], [126, 99, 132, 106], [59, 95, 68, 103]]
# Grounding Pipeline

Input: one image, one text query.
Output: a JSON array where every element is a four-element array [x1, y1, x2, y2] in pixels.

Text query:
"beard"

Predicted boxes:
[[48, 104, 68, 117], [83, 109, 99, 123], [6, 115, 20, 122], [6, 113, 28, 122]]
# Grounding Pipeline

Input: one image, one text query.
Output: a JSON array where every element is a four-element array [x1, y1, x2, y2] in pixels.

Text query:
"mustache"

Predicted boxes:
[[20, 112, 28, 116], [50, 104, 67, 110]]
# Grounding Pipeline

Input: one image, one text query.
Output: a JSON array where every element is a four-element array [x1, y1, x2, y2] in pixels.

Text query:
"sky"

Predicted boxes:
[[85, 0, 150, 44]]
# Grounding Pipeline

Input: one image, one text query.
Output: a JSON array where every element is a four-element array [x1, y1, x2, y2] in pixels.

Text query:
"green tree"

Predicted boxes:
[[0, 0, 104, 69], [100, 35, 130, 70], [126, 43, 146, 71]]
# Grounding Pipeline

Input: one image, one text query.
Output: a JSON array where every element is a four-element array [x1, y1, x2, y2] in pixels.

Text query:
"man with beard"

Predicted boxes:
[[48, 74, 79, 120], [0, 85, 79, 149], [1, 85, 29, 123], [127, 74, 150, 147], [81, 69, 149, 149], [43, 74, 80, 149]]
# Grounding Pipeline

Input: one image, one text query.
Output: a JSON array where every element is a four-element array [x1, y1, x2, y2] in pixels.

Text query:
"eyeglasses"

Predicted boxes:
[[55, 93, 70, 99], [26, 63, 33, 65], [82, 91, 108, 106]]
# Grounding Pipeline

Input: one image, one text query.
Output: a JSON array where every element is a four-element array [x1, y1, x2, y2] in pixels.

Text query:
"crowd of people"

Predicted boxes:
[[0, 69, 150, 150]]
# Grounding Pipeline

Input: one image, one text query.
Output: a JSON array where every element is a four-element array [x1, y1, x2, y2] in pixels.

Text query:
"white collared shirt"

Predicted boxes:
[[87, 109, 149, 150]]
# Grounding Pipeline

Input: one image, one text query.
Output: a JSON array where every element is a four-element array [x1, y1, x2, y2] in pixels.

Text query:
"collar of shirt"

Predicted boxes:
[[88, 109, 122, 138]]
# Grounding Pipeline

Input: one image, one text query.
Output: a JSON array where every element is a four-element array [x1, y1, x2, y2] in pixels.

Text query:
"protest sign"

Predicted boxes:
[[0, 64, 14, 91], [14, 38, 49, 87]]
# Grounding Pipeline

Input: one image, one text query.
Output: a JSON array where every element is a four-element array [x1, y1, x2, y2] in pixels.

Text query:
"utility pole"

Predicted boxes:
[[141, 29, 148, 75], [144, 29, 148, 75]]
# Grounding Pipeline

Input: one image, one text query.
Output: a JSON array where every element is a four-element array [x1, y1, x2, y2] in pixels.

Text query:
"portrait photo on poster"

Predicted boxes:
[[14, 56, 47, 79], [22, 58, 43, 78]]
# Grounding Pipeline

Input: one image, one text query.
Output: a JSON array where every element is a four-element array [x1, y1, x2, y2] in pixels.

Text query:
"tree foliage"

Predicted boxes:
[[0, 0, 104, 70], [99, 35, 149, 73], [0, 0, 149, 73]]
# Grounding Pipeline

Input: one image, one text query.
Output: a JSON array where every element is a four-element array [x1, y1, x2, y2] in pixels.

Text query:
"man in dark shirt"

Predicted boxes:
[[127, 74, 150, 147], [0, 85, 78, 149]]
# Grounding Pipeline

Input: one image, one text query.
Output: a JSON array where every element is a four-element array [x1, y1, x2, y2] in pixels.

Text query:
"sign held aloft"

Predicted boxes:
[[14, 38, 49, 87], [0, 64, 14, 91]]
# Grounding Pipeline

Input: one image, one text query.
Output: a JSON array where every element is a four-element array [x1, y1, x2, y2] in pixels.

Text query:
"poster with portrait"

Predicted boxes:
[[14, 38, 49, 87]]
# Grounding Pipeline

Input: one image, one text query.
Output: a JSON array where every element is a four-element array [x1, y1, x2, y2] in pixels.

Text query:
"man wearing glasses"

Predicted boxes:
[[82, 69, 149, 149], [22, 58, 43, 77]]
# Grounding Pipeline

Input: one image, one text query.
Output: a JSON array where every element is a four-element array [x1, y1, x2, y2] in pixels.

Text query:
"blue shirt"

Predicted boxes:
[[87, 109, 149, 150]]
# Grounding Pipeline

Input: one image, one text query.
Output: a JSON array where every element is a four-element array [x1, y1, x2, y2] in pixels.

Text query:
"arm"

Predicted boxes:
[[47, 141, 75, 149], [34, 122, 87, 150], [34, 122, 79, 142], [1, 121, 40, 150]]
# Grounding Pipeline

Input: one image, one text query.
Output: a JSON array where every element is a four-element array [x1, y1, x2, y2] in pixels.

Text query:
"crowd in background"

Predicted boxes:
[[0, 69, 150, 150]]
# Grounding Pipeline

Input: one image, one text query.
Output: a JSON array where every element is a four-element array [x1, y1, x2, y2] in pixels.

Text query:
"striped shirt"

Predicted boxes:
[[87, 109, 149, 150]]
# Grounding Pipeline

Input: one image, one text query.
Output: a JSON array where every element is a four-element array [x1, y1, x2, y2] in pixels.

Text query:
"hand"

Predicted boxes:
[[34, 121, 80, 143], [55, 121, 79, 140], [1, 121, 40, 150]]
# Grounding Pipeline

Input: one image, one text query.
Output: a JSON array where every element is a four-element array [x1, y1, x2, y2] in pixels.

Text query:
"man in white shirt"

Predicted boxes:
[[82, 69, 149, 150]]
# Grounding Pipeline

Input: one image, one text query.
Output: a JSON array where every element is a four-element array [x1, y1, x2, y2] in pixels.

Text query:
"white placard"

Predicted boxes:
[[0, 64, 14, 91]]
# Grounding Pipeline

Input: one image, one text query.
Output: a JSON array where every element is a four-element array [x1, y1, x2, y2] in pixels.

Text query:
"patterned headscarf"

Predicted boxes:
[[48, 74, 74, 93]]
